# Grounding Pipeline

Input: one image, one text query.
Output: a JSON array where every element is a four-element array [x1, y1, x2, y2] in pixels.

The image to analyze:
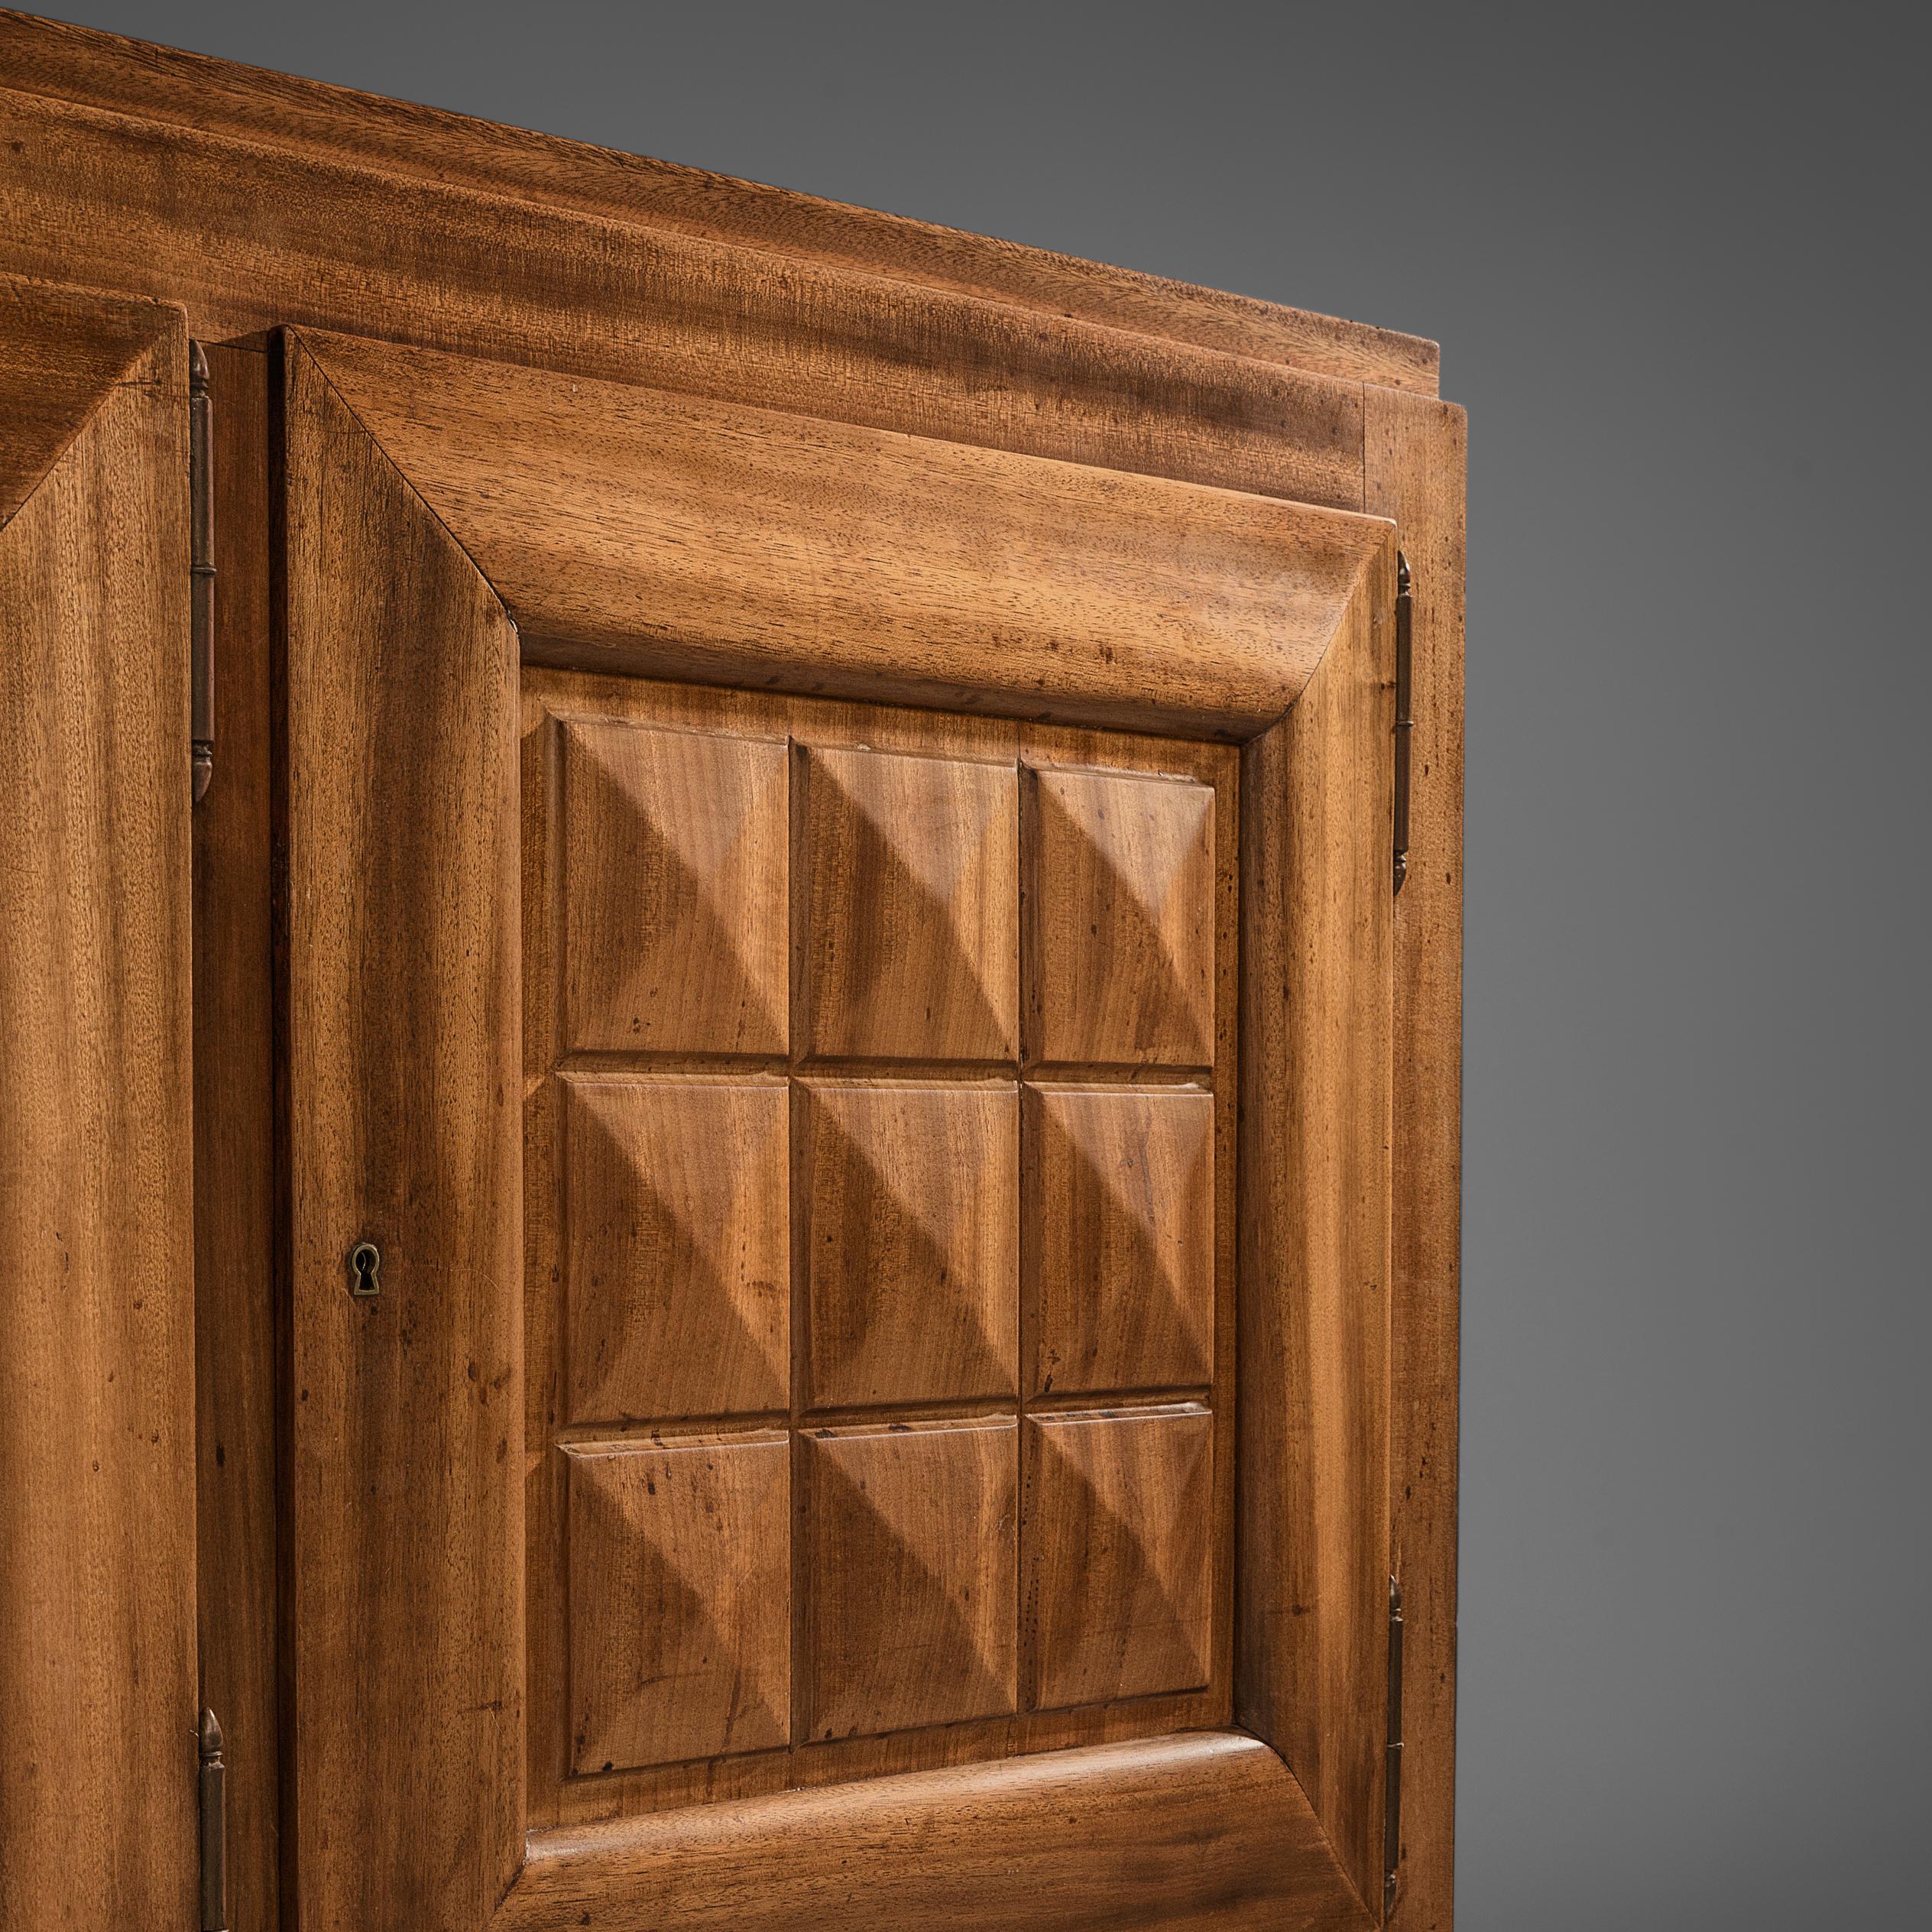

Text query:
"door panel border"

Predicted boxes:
[[280, 324, 1396, 1929], [0, 269, 199, 1932], [299, 326, 1391, 742]]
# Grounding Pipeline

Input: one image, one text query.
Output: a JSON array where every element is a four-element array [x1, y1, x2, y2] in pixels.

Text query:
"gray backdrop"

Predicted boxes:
[[43, 2, 1928, 1922]]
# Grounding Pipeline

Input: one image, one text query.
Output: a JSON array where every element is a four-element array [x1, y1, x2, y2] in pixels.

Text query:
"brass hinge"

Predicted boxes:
[[189, 341, 215, 806], [1392, 552, 1414, 895], [199, 1707, 227, 1932], [1384, 1576, 1405, 1915]]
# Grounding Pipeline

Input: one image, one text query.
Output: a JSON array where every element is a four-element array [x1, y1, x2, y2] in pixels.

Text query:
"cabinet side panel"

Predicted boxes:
[[1366, 388, 1467, 1931]]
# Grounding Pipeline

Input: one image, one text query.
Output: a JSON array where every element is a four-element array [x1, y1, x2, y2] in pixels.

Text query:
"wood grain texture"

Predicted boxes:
[[281, 338, 524, 1928], [799, 744, 1019, 1061], [1024, 764, 1217, 1064], [1025, 1409, 1214, 1711], [0, 8, 1438, 394], [293, 329, 1386, 738], [558, 717, 789, 1055], [566, 1434, 791, 1772], [802, 1081, 1019, 1408], [0, 86, 1370, 518], [1029, 1086, 1215, 1396], [192, 339, 281, 1932], [0, 286, 196, 1930], [562, 1078, 790, 1423], [1366, 389, 1467, 1932], [1237, 543, 1396, 1917], [802, 1421, 1019, 1739], [501, 1731, 1372, 1932]]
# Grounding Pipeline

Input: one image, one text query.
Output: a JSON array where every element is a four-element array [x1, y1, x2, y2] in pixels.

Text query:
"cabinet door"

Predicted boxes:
[[0, 275, 198, 1928], [279, 327, 1394, 1930]]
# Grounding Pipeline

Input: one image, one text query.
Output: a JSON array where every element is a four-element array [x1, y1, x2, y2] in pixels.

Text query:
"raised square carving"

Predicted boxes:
[[803, 1082, 1018, 1408], [566, 1434, 790, 1772], [802, 1421, 1018, 1738], [1029, 1086, 1214, 1396], [563, 1079, 788, 1423], [1025, 766, 1214, 1067], [799, 745, 1017, 1062], [1025, 1408, 1213, 1711], [559, 718, 789, 1054]]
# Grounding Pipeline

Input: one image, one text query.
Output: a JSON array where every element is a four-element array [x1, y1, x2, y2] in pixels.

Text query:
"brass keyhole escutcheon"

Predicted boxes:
[[347, 1240, 382, 1299]]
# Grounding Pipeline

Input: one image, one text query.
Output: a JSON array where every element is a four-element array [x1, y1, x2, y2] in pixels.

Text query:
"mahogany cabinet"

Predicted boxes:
[[0, 12, 1464, 1930]]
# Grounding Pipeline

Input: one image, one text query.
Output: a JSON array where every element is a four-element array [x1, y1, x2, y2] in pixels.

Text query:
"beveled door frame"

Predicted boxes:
[[280, 321, 1399, 1930], [0, 266, 200, 1932]]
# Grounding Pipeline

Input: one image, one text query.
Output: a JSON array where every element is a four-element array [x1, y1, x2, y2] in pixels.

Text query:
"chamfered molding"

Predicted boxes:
[[0, 42, 1370, 517], [498, 1732, 1372, 1932], [0, 7, 1438, 397], [1239, 549, 1397, 1914], [296, 326, 1395, 739], [279, 323, 1401, 1926]]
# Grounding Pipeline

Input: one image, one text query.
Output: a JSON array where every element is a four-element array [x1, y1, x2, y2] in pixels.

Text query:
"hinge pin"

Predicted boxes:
[[199, 1707, 227, 1932], [189, 342, 216, 805], [1393, 552, 1414, 895], [1385, 1575, 1405, 1914]]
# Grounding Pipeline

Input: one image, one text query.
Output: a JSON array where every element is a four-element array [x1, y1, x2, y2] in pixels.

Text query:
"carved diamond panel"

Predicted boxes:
[[800, 745, 1018, 1062], [802, 1081, 1018, 1408], [1025, 765, 1214, 1067], [567, 1434, 790, 1772], [563, 1078, 789, 1422], [1029, 1086, 1214, 1396], [1025, 1408, 1213, 1711], [802, 1421, 1018, 1738], [560, 718, 789, 1054], [531, 682, 1233, 1810]]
